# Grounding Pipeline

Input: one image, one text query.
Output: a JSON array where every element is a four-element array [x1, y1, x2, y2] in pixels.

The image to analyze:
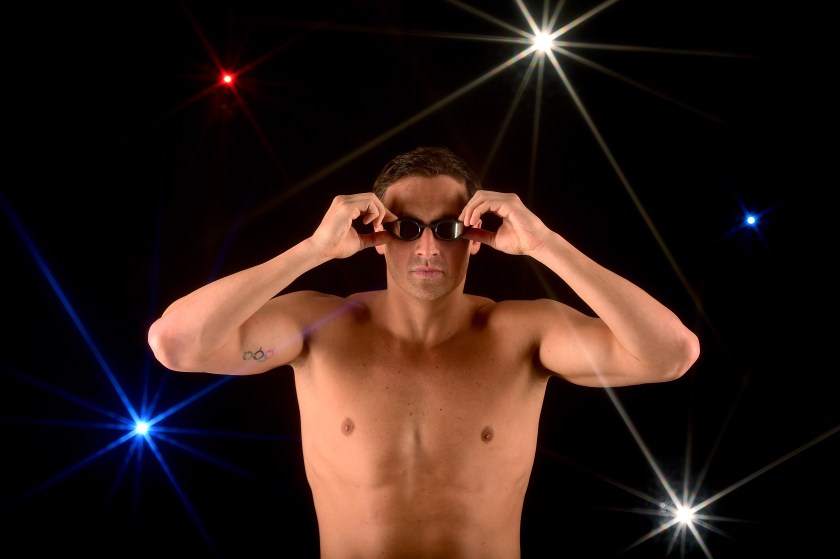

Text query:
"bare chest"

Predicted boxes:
[[311, 325, 536, 416], [294, 320, 549, 460]]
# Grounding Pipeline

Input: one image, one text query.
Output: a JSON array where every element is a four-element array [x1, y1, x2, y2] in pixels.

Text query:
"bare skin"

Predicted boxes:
[[148, 175, 700, 558]]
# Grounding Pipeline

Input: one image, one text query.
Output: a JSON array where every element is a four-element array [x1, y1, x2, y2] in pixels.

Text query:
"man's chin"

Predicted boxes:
[[406, 280, 451, 302]]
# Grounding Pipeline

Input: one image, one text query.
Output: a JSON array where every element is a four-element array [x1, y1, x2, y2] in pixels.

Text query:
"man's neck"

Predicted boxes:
[[377, 287, 473, 347]]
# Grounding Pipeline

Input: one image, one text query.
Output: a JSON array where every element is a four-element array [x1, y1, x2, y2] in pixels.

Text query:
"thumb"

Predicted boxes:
[[461, 227, 495, 247], [360, 230, 392, 249]]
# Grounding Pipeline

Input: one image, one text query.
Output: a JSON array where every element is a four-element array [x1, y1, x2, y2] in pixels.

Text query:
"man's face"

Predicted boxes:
[[376, 175, 480, 301]]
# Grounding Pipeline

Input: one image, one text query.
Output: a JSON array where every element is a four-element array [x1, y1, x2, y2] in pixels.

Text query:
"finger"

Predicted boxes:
[[361, 195, 381, 224], [359, 230, 392, 249], [357, 195, 389, 225], [460, 227, 495, 247], [464, 200, 496, 227], [357, 195, 393, 227], [460, 202, 479, 227], [382, 207, 399, 224], [459, 192, 485, 224], [372, 205, 398, 228], [462, 191, 508, 227]]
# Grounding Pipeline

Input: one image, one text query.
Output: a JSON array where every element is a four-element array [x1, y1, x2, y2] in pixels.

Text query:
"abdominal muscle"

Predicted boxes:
[[301, 419, 534, 559], [294, 364, 544, 559]]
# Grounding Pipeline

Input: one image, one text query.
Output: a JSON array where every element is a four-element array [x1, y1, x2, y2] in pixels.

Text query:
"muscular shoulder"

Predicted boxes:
[[270, 289, 373, 322], [477, 297, 583, 343], [477, 297, 564, 324]]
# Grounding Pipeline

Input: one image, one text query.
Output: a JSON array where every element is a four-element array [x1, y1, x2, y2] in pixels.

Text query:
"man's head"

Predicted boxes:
[[373, 147, 483, 302], [372, 146, 482, 202]]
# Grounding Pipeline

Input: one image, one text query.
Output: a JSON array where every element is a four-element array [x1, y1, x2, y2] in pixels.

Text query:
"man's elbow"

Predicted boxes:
[[147, 320, 197, 373], [662, 329, 700, 382]]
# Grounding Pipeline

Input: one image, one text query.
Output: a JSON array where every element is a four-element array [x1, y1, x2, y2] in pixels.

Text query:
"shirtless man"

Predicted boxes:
[[148, 146, 700, 558]]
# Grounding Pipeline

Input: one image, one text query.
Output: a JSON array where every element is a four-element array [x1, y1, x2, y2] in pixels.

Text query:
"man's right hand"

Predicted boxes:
[[310, 193, 396, 259]]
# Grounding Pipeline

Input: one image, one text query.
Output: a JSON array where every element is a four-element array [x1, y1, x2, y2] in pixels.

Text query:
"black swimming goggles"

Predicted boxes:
[[383, 218, 467, 241]]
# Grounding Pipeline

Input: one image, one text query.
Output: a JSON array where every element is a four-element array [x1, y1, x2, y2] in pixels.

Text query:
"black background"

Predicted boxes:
[[2, 1, 836, 558]]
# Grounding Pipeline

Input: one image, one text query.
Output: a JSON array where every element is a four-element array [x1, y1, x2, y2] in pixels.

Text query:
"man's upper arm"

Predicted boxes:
[[205, 290, 335, 375], [532, 298, 649, 388]]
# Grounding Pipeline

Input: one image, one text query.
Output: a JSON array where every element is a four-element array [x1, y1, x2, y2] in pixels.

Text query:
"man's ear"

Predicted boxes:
[[374, 223, 387, 255], [468, 218, 482, 255]]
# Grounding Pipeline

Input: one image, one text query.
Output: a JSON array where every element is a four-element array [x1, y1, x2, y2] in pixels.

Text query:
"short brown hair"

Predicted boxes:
[[372, 146, 482, 201]]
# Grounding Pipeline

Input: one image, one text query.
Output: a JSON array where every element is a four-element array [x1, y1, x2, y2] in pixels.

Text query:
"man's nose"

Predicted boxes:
[[414, 227, 440, 255]]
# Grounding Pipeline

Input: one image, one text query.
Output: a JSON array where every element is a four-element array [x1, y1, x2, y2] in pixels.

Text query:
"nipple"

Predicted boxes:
[[342, 417, 355, 436], [481, 425, 494, 442]]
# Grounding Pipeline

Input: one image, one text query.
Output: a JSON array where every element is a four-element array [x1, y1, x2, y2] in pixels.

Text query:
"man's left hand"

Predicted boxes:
[[459, 191, 550, 256]]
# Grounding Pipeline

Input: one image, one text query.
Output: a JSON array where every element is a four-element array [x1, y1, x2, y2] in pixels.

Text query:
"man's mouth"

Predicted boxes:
[[411, 266, 444, 277]]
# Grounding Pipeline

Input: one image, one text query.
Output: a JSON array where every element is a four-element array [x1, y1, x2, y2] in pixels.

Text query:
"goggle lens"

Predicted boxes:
[[384, 219, 465, 241]]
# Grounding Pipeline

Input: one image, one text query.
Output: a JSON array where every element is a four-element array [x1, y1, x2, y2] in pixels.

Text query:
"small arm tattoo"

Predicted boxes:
[[242, 347, 274, 362]]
